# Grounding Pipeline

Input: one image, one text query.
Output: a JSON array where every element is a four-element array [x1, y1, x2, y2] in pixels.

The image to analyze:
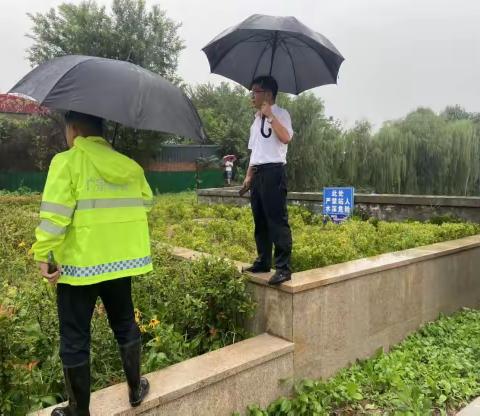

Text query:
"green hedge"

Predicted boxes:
[[0, 195, 254, 415]]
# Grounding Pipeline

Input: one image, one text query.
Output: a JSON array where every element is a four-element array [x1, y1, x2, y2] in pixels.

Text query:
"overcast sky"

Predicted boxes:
[[1, 0, 480, 128]]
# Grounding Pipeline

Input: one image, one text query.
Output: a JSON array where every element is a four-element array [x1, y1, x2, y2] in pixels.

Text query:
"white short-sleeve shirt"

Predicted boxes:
[[248, 104, 293, 166]]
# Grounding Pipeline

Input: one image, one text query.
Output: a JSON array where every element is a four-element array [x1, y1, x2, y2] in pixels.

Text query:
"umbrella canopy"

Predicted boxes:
[[223, 154, 237, 162], [9, 55, 206, 142], [202, 14, 344, 95]]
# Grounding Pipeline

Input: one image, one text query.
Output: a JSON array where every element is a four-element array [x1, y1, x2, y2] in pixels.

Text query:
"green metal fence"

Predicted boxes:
[[0, 170, 223, 193], [145, 170, 223, 193], [0, 172, 48, 192]]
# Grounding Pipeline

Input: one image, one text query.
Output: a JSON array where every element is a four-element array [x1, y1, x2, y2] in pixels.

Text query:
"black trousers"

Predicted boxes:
[[250, 163, 292, 271], [57, 277, 140, 367]]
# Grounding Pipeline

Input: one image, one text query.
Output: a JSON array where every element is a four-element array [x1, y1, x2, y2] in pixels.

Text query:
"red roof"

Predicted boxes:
[[0, 94, 49, 115]]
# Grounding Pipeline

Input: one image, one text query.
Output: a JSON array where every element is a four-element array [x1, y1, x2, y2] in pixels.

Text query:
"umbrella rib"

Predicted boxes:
[[285, 34, 338, 83], [280, 39, 299, 94], [210, 33, 265, 73], [269, 31, 278, 76], [242, 38, 272, 44], [250, 41, 271, 84]]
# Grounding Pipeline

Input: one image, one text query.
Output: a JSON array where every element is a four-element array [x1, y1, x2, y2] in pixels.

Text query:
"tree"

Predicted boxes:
[[27, 0, 184, 82], [442, 105, 473, 122], [368, 108, 480, 196], [25, 0, 186, 164], [278, 93, 343, 191], [0, 116, 65, 171], [338, 120, 373, 190], [188, 82, 253, 168]]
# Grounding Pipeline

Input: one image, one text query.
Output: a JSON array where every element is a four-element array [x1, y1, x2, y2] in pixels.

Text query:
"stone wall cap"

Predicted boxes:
[[171, 246, 250, 273], [282, 235, 480, 293], [456, 396, 480, 416], [171, 235, 480, 294], [30, 333, 294, 416]]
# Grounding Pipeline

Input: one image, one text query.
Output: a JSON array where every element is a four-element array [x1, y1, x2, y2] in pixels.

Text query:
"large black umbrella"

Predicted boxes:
[[9, 55, 206, 142], [202, 14, 344, 136], [202, 14, 344, 94]]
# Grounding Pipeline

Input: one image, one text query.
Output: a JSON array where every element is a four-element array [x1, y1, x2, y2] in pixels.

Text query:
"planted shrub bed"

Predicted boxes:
[[150, 193, 480, 272], [0, 194, 254, 415], [2, 192, 479, 415]]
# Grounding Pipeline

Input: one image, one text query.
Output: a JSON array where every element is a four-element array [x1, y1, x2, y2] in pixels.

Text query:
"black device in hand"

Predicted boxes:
[[47, 250, 58, 274], [239, 184, 250, 197]]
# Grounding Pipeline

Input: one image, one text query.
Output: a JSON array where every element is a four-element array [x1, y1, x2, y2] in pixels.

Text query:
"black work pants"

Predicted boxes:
[[250, 163, 292, 271], [57, 277, 140, 367]]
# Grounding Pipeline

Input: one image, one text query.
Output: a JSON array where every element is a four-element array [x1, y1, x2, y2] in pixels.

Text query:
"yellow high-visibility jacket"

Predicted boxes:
[[32, 136, 153, 285]]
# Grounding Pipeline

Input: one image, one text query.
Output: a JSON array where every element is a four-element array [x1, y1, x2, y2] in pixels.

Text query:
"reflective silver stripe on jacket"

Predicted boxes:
[[38, 219, 67, 235], [40, 202, 74, 217], [76, 198, 145, 210]]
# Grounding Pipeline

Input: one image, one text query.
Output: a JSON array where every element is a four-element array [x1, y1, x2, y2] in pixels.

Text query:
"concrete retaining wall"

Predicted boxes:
[[244, 236, 480, 379], [197, 188, 480, 222], [172, 236, 480, 380]]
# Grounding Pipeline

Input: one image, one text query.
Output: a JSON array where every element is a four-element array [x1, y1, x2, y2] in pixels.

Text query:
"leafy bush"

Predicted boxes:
[[149, 193, 480, 272], [239, 308, 480, 415], [0, 115, 65, 171], [0, 195, 255, 415]]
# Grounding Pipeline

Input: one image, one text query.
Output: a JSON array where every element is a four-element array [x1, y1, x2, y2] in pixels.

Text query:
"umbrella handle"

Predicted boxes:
[[261, 115, 272, 138]]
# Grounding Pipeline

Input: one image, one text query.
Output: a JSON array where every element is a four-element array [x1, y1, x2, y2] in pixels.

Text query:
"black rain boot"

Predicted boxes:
[[51, 362, 91, 416], [119, 341, 150, 407]]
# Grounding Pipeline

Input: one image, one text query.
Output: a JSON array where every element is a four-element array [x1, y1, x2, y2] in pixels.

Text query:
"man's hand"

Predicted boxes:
[[240, 165, 254, 196], [39, 262, 61, 285], [260, 102, 273, 119], [260, 105, 291, 144], [239, 175, 252, 196]]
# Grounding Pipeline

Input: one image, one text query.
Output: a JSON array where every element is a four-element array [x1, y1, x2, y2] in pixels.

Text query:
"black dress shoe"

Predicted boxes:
[[268, 269, 292, 285], [243, 263, 271, 273]]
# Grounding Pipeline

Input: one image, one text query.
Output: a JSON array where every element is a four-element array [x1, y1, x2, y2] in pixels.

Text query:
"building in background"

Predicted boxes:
[[0, 94, 50, 119], [145, 144, 223, 193]]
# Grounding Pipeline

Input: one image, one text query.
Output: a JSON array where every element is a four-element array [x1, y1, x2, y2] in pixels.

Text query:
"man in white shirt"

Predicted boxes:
[[242, 76, 293, 285]]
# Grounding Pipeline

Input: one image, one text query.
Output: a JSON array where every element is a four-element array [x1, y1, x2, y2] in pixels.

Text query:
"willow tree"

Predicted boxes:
[[337, 120, 373, 190], [365, 108, 480, 196], [279, 93, 342, 191]]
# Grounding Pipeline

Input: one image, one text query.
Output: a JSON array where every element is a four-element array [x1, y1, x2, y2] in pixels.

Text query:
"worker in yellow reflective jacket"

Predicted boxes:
[[32, 111, 152, 416]]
